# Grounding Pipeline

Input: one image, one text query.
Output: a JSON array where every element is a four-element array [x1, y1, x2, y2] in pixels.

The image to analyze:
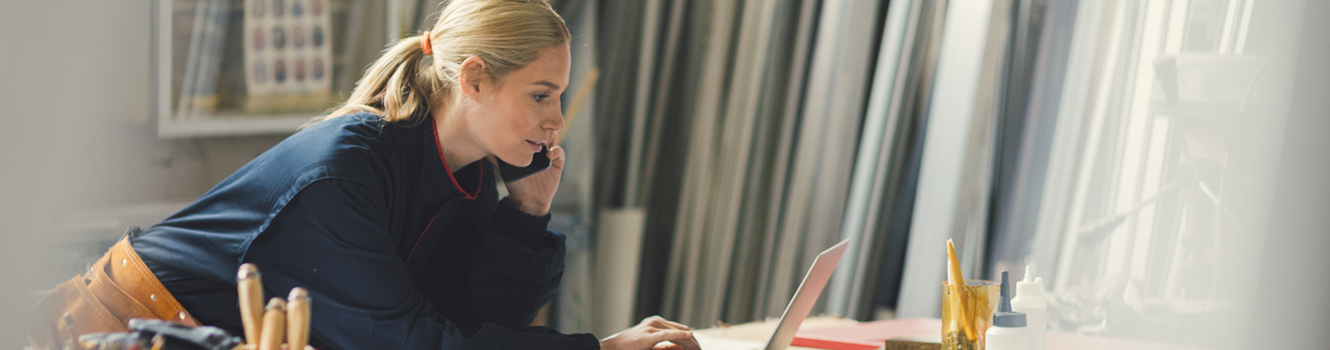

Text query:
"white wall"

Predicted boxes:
[[0, 1, 287, 346]]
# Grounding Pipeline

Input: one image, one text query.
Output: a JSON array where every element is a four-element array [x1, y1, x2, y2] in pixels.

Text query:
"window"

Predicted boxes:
[[990, 0, 1302, 346]]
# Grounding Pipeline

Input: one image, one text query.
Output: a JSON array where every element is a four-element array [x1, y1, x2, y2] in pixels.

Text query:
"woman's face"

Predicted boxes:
[[469, 44, 570, 167]]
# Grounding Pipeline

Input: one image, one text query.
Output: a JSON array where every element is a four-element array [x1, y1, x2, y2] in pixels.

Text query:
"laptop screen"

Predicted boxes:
[[763, 238, 851, 350]]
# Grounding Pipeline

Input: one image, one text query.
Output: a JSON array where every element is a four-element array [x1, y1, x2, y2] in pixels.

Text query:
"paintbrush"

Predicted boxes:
[[947, 239, 976, 342]]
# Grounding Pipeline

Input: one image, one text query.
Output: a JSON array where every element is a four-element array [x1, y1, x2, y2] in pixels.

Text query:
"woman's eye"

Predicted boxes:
[[533, 94, 550, 103]]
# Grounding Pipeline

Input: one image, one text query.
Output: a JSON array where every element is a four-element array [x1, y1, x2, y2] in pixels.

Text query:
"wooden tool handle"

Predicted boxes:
[[237, 263, 265, 345], [286, 288, 311, 350], [258, 298, 287, 350]]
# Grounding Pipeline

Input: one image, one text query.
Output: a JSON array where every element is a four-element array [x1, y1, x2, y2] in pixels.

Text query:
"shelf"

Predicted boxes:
[[155, 0, 383, 138]]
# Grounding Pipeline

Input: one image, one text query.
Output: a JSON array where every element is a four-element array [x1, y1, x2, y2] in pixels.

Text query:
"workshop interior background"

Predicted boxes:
[[2, 0, 1329, 349]]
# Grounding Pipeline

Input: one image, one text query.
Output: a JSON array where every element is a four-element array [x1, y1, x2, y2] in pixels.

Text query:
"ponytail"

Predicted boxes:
[[309, 35, 438, 127], [307, 0, 569, 128]]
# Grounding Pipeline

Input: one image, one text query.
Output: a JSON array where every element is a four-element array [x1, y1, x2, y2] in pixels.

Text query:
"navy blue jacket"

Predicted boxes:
[[131, 113, 598, 350]]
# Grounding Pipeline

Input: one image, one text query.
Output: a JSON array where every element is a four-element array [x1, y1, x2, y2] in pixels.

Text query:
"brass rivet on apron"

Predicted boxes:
[[179, 311, 186, 319], [121, 259, 127, 266], [150, 294, 157, 301]]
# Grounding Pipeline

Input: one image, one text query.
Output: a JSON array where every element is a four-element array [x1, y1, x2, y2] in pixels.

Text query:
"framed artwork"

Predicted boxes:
[[155, 0, 386, 137]]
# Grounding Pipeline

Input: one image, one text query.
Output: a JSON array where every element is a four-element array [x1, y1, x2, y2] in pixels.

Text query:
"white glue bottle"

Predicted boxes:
[[1011, 265, 1047, 350], [986, 271, 1030, 350]]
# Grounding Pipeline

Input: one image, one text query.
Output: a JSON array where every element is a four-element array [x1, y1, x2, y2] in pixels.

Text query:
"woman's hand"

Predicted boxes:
[[502, 145, 565, 216], [600, 316, 701, 350]]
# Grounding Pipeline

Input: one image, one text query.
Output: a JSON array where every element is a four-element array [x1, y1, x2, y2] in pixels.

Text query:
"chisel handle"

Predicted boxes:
[[237, 263, 265, 345], [286, 288, 311, 350], [258, 298, 286, 350]]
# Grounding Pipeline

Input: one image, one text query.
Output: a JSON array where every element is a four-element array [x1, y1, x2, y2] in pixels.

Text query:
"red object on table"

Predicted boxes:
[[790, 333, 883, 350]]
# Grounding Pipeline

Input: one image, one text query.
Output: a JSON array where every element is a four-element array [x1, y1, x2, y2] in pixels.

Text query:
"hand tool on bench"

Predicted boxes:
[[237, 264, 265, 346], [258, 298, 286, 350], [286, 288, 311, 350]]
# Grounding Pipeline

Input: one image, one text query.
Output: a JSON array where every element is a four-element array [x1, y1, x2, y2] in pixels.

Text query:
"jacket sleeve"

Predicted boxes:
[[467, 197, 567, 329], [244, 180, 599, 350]]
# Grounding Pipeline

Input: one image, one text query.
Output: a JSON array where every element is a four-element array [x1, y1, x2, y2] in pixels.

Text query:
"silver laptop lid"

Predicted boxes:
[[763, 239, 851, 350]]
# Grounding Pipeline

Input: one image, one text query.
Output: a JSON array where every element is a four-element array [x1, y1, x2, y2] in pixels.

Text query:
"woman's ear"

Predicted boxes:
[[458, 56, 487, 103]]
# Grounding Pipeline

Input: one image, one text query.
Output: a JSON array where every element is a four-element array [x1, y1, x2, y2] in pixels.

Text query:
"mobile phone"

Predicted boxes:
[[497, 145, 552, 182]]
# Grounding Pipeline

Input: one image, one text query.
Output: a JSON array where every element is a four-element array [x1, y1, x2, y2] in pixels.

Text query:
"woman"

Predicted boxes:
[[28, 0, 699, 349]]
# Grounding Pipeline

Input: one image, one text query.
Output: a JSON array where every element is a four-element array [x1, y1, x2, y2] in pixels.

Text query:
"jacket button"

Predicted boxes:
[[150, 294, 157, 301], [121, 259, 127, 266], [178, 311, 187, 319]]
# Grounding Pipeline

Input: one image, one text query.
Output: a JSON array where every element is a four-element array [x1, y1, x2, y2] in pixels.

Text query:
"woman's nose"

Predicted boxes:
[[544, 110, 565, 131]]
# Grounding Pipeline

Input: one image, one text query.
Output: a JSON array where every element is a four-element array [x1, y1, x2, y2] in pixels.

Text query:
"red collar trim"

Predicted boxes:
[[431, 119, 482, 200]]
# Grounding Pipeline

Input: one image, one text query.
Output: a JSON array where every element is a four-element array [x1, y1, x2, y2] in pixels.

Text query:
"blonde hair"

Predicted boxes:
[[310, 0, 570, 127]]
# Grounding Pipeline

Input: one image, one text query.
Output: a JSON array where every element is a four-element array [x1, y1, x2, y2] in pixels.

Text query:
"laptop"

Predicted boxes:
[[693, 239, 851, 350]]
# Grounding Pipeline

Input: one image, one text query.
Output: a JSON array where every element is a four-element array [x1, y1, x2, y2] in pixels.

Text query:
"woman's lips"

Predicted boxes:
[[526, 140, 544, 152]]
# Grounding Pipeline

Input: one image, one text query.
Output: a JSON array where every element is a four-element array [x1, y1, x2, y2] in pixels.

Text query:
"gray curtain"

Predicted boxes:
[[569, 0, 887, 327]]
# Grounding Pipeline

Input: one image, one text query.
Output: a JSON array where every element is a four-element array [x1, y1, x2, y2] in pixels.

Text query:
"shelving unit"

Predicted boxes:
[[155, 0, 384, 138]]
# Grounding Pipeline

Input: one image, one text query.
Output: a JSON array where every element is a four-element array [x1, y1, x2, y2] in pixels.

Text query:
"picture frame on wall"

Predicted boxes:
[[154, 0, 385, 138]]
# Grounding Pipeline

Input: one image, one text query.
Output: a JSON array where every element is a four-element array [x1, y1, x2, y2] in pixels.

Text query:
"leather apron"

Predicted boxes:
[[27, 235, 199, 349]]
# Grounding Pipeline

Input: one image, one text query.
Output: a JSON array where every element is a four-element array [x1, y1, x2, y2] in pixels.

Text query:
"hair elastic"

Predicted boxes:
[[421, 31, 433, 55]]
